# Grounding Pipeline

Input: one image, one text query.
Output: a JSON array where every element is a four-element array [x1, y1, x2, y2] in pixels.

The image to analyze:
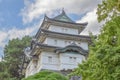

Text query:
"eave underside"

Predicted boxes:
[[30, 43, 60, 55], [37, 29, 91, 43], [30, 42, 88, 56], [42, 19, 87, 34], [35, 17, 88, 39]]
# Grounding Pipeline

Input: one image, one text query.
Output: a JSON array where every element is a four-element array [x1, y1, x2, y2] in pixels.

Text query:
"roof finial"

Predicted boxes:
[[44, 13, 46, 17], [44, 13, 49, 21], [62, 8, 65, 14]]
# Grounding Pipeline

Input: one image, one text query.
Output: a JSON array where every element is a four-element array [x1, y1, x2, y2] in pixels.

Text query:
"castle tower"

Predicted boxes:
[[25, 10, 91, 77]]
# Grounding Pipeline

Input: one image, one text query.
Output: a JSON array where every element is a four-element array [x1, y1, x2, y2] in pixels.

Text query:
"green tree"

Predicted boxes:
[[22, 70, 68, 80], [0, 36, 32, 80], [0, 61, 16, 80], [97, 0, 120, 22], [70, 0, 120, 80], [71, 16, 120, 80]]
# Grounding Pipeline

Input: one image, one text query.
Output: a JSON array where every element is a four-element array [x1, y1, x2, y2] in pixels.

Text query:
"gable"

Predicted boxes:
[[55, 15, 73, 22], [53, 10, 74, 23]]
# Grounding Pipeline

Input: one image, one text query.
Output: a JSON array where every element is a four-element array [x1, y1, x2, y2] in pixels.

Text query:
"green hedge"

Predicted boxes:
[[22, 70, 68, 80]]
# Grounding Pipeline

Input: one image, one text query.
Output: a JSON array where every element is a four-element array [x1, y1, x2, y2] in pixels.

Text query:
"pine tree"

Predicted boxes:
[[0, 36, 31, 80]]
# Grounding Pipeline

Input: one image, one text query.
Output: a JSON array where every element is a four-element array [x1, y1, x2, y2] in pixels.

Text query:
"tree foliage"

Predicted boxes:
[[71, 16, 120, 80], [0, 36, 31, 80], [97, 0, 120, 22], [0, 61, 17, 80], [22, 70, 68, 80], [70, 0, 120, 79]]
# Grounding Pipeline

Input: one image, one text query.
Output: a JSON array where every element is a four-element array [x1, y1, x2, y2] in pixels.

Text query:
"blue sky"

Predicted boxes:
[[0, 0, 24, 29], [0, 0, 23, 56], [0, 0, 34, 56], [0, 0, 102, 57]]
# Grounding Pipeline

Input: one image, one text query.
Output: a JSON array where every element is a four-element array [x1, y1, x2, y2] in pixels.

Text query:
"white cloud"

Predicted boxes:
[[8, 26, 39, 40], [0, 23, 40, 58], [21, 0, 101, 24], [0, 31, 8, 48], [0, 24, 39, 50], [0, 57, 2, 61], [77, 9, 103, 35]]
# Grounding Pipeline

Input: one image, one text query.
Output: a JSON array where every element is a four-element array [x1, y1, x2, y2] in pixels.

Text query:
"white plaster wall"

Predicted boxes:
[[45, 37, 66, 47], [25, 60, 38, 77], [36, 53, 42, 72], [80, 42, 88, 50], [26, 51, 86, 77], [44, 37, 88, 51], [25, 62, 31, 77], [59, 52, 85, 70], [37, 51, 85, 71], [44, 37, 76, 47], [43, 39, 47, 44], [40, 51, 59, 70], [49, 25, 78, 35]]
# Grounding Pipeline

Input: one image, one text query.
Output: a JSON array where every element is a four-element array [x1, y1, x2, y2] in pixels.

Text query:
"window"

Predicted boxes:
[[68, 41, 71, 44], [73, 57, 76, 62], [62, 28, 64, 32], [54, 39, 57, 45], [65, 41, 68, 44], [70, 57, 72, 59], [69, 57, 72, 62], [65, 41, 71, 45], [64, 28, 68, 32], [33, 60, 38, 68], [69, 57, 77, 62], [78, 42, 81, 44], [48, 56, 52, 62], [62, 28, 68, 32]]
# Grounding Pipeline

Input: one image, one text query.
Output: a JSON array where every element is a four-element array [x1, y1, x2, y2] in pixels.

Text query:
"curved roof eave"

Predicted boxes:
[[45, 16, 88, 26], [55, 44, 88, 56]]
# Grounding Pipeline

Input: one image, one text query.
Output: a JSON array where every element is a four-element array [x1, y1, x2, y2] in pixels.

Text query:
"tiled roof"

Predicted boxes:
[[41, 29, 91, 41], [53, 10, 74, 23], [55, 43, 88, 56]]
